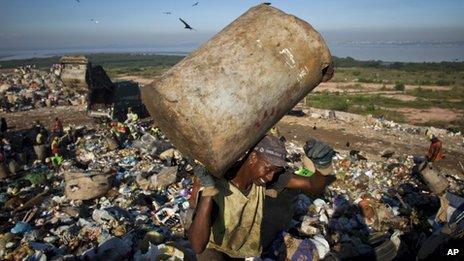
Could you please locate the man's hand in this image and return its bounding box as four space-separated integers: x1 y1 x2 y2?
303 138 335 168
193 165 218 197
287 139 335 196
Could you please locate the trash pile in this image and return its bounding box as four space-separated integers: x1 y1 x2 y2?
0 65 85 112
0 117 463 260
273 143 464 260
0 121 196 260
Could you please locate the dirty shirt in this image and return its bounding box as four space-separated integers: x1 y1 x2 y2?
427 139 444 162
207 178 265 258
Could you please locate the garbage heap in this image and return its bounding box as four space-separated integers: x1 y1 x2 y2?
0 121 463 260
0 122 195 260
279 142 464 260
0 65 85 112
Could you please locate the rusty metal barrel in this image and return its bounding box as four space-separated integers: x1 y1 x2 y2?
142 4 333 177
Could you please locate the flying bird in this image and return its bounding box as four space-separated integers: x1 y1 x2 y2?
179 18 194 30
163 12 172 15
192 2 199 6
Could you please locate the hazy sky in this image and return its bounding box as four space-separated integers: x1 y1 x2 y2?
1 0 463 50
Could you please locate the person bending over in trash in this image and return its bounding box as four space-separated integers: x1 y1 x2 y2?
188 135 334 260
426 131 444 162
52 117 64 137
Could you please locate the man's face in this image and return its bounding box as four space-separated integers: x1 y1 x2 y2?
250 152 283 186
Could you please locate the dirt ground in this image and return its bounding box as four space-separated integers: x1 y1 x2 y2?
391 107 463 124
2 105 93 132
116 75 155 86
276 113 464 176
315 81 452 93
380 94 418 101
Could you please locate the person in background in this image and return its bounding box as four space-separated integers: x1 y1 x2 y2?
0 117 8 134
426 131 444 162
52 117 64 137
51 136 60 156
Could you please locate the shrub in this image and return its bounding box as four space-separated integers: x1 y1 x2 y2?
435 79 455 86
395 82 405 91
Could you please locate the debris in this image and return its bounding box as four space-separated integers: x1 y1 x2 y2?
419 164 449 195
64 171 114 200
10 222 32 234
381 149 395 159
150 166 178 189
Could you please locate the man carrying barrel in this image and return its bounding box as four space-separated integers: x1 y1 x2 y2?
188 135 335 260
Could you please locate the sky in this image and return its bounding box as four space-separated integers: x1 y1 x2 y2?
0 0 463 50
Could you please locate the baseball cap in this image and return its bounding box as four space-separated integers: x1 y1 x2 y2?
302 155 333 176
253 135 287 167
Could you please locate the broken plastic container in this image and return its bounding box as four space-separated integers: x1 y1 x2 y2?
142 4 333 177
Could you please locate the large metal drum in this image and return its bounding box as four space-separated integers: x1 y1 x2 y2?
142 4 333 176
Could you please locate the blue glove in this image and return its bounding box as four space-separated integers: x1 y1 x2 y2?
193 165 218 197
303 138 335 167
193 165 215 187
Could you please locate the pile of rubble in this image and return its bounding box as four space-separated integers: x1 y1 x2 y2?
276 143 464 260
0 122 195 260
0 65 85 112
0 119 463 260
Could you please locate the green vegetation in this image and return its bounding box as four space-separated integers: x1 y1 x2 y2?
305 92 406 122
394 82 405 91
333 56 464 72
0 53 185 76
305 91 464 131
331 66 463 86
406 86 464 100
307 91 464 111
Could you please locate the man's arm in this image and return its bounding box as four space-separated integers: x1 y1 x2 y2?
286 171 333 196
187 166 218 254
188 181 214 254
285 138 335 196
